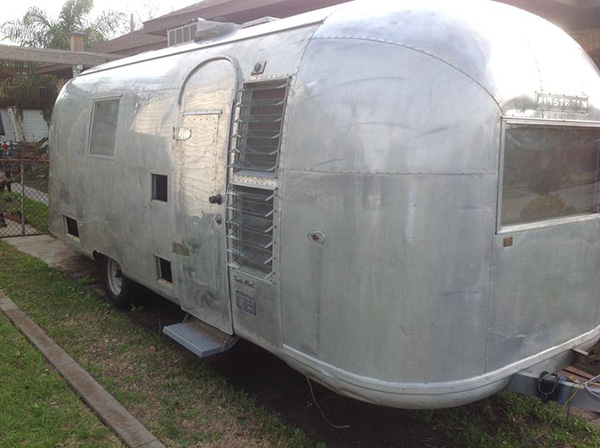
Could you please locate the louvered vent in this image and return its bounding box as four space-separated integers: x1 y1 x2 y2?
231 79 289 175
227 185 275 279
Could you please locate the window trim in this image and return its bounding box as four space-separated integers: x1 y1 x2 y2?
87 95 122 160
497 117 600 234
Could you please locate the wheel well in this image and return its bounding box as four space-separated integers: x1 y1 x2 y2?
92 251 106 263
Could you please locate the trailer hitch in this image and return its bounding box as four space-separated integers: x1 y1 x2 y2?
507 370 600 412
537 371 560 402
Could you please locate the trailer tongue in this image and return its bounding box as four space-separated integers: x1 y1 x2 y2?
508 350 600 412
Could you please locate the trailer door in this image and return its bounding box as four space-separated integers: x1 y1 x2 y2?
174 59 236 334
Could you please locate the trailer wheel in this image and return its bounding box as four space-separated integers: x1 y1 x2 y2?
102 257 139 308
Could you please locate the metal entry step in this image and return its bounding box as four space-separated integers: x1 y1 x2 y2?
163 317 238 358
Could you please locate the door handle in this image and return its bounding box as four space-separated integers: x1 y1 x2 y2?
208 194 222 205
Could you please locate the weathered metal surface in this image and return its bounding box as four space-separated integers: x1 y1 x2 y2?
174 59 235 333
163 319 238 358
49 0 600 409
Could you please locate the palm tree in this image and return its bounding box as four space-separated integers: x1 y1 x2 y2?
1 0 125 50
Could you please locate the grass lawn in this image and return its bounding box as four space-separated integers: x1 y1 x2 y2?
2 192 48 232
0 241 314 448
0 313 121 447
418 392 600 447
1 239 600 447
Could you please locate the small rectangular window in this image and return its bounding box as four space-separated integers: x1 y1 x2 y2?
65 216 79 238
176 28 183 45
152 174 168 202
501 122 600 227
168 29 176 46
156 256 172 283
89 98 120 158
183 25 190 42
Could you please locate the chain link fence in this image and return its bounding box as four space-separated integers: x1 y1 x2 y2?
0 159 49 238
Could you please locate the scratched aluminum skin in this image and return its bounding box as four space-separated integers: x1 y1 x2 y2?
49 0 600 409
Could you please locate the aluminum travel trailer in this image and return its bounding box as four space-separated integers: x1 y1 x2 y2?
49 0 600 409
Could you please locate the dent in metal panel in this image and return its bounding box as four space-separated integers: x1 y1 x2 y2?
487 219 600 371
280 172 497 383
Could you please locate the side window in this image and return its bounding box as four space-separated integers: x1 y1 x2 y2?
501 122 600 228
89 97 120 158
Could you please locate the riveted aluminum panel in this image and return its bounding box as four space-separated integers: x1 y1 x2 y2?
49 24 320 306
487 212 600 372
230 268 283 352
313 0 600 120
280 171 498 383
284 38 501 174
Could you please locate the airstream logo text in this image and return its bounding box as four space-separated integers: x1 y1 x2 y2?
535 93 589 113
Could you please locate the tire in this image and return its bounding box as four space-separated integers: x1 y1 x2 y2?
102 257 140 309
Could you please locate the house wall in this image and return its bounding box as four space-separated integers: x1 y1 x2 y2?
0 108 48 143
574 28 600 67
22 110 49 142
0 108 16 142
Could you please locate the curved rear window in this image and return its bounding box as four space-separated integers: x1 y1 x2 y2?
501 122 600 227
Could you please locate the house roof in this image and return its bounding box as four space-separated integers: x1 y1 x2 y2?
88 28 166 56
35 29 163 78
35 0 600 79
501 0 600 31
140 0 600 36
150 0 230 21
143 0 348 36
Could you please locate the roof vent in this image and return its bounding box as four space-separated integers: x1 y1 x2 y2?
242 17 280 28
194 20 237 42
